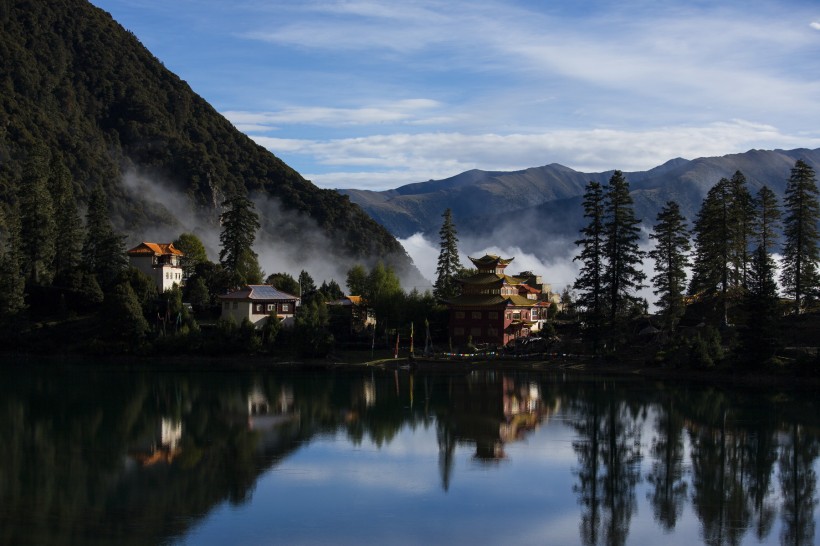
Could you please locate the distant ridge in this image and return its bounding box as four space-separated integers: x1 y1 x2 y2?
339 148 820 241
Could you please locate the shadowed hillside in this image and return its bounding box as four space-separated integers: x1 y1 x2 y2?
0 0 418 281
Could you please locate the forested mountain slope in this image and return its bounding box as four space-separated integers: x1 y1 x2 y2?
0 0 415 279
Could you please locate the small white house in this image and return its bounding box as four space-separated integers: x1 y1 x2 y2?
218 285 300 328
127 242 185 292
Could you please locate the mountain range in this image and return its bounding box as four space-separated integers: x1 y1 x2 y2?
340 148 820 255
0 0 419 285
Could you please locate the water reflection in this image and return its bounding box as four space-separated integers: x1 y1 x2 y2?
0 363 817 545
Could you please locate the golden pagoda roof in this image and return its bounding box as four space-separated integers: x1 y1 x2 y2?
468 254 514 268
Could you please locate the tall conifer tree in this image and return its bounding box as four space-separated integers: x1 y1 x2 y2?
728 171 755 288
602 171 645 321
753 186 781 254
82 184 126 288
780 159 820 313
50 159 83 287
433 208 463 300
0 204 26 317
219 193 262 285
574 181 606 332
649 201 690 329
19 147 56 285
740 245 781 364
690 178 734 324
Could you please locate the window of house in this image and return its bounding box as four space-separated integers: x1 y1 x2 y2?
455 311 465 319
470 327 482 337
454 327 464 336
232 302 238 309
488 311 498 320
487 327 498 337
282 304 290 312
512 311 521 320
472 311 482 319
255 304 263 314
267 304 275 312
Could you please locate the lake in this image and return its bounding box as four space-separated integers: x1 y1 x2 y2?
1 360 817 545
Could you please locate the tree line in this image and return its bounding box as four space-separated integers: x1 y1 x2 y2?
571 159 819 368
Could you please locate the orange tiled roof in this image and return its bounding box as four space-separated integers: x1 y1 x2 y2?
127 242 184 257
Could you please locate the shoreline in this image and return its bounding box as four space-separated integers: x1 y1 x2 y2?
4 351 819 391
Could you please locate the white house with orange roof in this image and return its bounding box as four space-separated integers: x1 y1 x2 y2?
127 242 185 292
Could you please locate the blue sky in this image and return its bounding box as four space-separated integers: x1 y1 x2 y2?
90 0 820 191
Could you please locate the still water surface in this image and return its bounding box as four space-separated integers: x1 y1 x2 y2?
1 361 818 545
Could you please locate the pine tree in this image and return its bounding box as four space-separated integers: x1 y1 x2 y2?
740 245 781 365
573 181 606 335
602 171 645 321
100 280 149 342
753 186 781 254
50 159 83 287
81 184 126 288
648 201 690 329
19 147 56 285
433 208 463 300
690 178 734 323
728 171 755 288
298 269 317 304
219 193 261 284
780 159 820 313
0 204 26 318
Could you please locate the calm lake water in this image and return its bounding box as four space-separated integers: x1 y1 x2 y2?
1 360 818 546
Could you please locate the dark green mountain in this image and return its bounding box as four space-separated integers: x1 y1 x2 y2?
0 0 417 281
340 148 820 242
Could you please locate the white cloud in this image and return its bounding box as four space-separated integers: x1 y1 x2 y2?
811 21 820 30
246 121 820 190
224 99 443 129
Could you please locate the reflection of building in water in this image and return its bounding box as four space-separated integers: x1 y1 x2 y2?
247 385 298 431
363 381 376 407
500 377 559 444
244 385 300 455
130 417 183 466
443 373 557 462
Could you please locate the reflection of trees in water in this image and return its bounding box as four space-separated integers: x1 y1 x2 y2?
570 381 643 546
0 368 306 545
684 388 803 546
779 423 818 546
3 365 820 545
646 392 687 531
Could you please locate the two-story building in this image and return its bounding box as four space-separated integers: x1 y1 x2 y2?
447 254 549 348
126 242 184 292
218 285 300 328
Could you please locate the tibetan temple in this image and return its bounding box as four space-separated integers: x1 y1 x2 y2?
447 254 549 348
